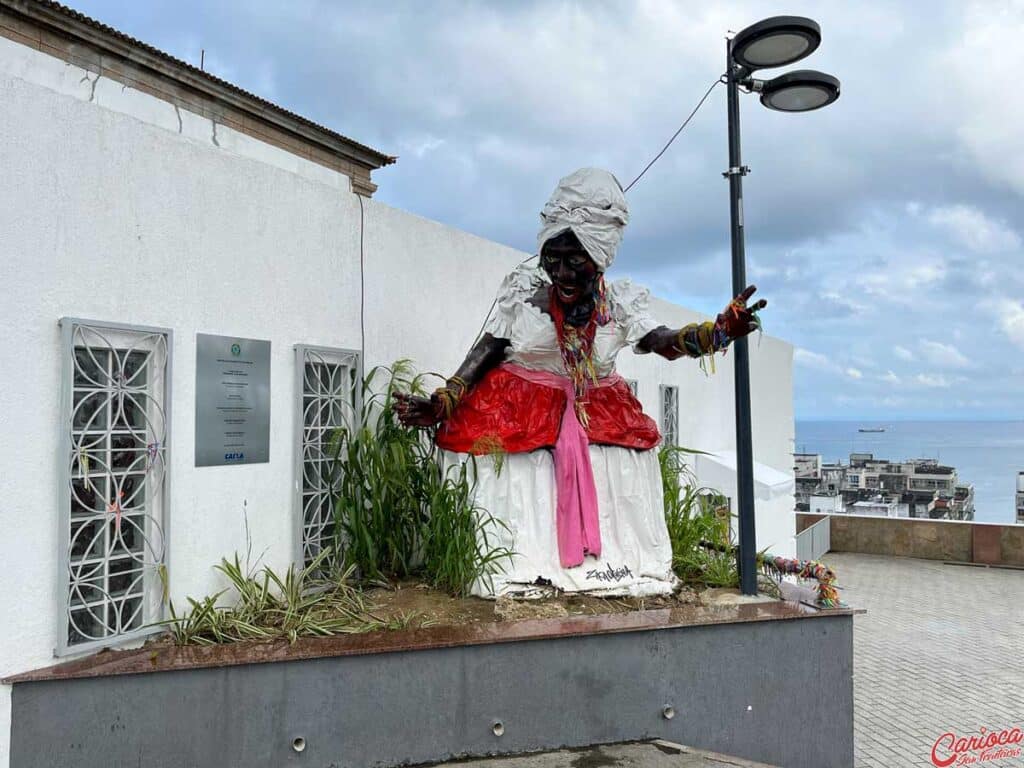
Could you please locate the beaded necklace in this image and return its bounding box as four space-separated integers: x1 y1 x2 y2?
549 276 611 428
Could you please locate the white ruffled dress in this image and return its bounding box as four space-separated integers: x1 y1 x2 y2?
452 267 677 598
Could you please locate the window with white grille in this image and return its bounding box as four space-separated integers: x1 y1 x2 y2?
660 384 679 447
60 319 170 654
295 346 360 569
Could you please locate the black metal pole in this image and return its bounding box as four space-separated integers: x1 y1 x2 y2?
726 39 758 595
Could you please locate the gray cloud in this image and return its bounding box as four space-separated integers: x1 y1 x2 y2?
69 0 1024 418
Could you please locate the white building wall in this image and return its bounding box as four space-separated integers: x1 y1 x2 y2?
0 34 794 766
850 501 899 518
810 495 844 515
794 454 821 480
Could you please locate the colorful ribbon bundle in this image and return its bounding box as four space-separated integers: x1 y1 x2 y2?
760 554 844 608
593 274 611 326
548 278 611 429
146 440 160 471
81 451 92 492
727 295 761 331
698 540 843 609
433 376 468 420
676 291 765 375
676 320 731 375
107 489 125 533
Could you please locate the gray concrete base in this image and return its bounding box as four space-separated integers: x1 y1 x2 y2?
11 615 853 768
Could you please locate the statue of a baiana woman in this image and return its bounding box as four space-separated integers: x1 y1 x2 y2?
397 168 765 598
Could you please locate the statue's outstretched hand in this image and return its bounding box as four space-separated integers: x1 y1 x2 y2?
717 285 767 340
394 391 445 428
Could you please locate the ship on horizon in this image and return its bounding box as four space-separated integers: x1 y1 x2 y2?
858 426 886 433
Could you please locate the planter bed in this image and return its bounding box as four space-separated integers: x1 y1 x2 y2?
5 594 856 768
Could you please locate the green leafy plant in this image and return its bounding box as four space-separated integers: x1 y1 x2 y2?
328 361 513 596
161 549 390 646
659 445 738 588
327 361 430 580
418 457 499 595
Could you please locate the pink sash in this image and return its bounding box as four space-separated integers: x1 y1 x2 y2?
502 363 623 567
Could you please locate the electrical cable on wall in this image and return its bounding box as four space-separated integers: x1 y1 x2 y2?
356 191 366 366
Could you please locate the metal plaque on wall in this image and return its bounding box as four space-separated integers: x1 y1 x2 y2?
195 334 271 466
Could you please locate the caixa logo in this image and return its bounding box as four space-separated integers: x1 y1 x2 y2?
224 452 245 461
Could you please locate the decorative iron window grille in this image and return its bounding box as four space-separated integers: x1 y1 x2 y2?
59 319 171 655
625 379 639 397
294 345 361 570
660 384 679 447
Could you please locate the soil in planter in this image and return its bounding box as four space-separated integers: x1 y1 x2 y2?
364 580 703 629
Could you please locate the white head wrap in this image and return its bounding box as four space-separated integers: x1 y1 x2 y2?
537 167 629 272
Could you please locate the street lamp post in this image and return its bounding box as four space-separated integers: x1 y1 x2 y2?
723 17 840 595
724 39 758 595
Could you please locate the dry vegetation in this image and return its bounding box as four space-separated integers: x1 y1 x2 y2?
365 579 704 629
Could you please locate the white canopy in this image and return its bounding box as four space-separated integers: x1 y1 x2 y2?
694 450 795 501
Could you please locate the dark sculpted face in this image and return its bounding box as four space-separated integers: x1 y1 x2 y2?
540 230 599 307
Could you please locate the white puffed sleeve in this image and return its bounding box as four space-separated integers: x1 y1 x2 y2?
483 264 547 340
608 278 662 352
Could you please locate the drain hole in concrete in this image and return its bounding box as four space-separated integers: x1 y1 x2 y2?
492 721 505 737
662 705 675 720
292 737 306 753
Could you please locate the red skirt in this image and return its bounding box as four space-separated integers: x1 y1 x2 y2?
436 366 661 454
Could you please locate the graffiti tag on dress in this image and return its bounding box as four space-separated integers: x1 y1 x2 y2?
585 564 634 583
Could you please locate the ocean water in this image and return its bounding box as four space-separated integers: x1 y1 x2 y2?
794 421 1024 524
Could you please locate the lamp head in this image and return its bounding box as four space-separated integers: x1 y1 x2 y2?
759 70 840 112
731 16 821 70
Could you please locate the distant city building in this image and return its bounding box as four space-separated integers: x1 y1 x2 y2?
1017 472 1024 524
809 493 843 515
794 452 974 520
794 453 822 509
822 464 845 493
851 499 900 517
794 453 821 479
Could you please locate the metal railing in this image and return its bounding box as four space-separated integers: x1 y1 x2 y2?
795 515 831 561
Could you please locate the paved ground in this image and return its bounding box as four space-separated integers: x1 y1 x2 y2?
431 741 776 767
823 552 1024 768
432 554 1022 768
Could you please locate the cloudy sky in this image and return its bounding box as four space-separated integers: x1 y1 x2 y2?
71 0 1024 420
